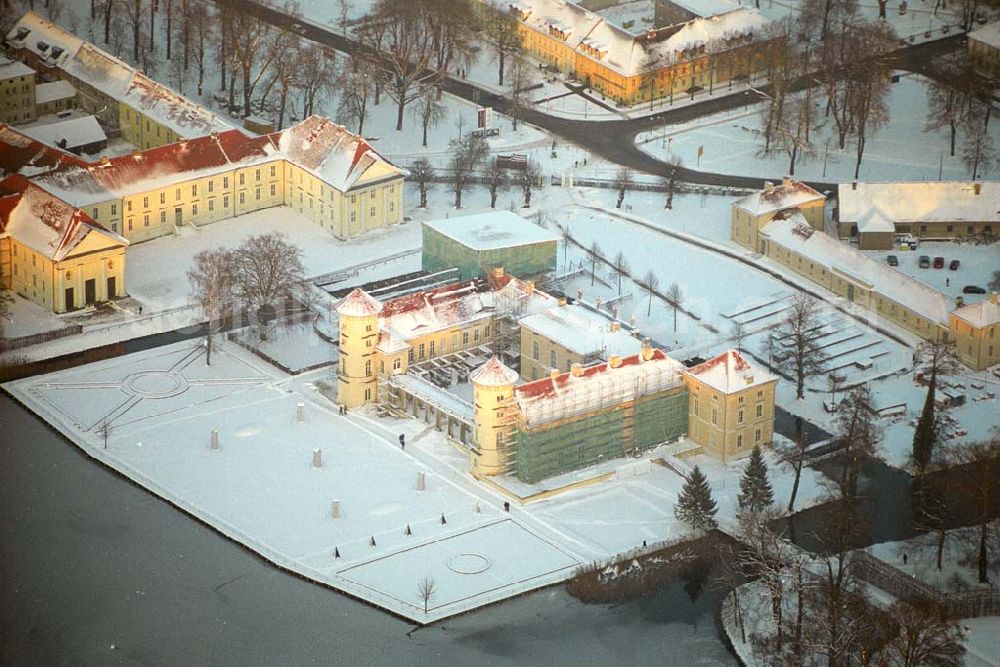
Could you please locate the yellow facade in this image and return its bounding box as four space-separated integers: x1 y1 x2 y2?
684 372 776 463
470 358 518 477
0 66 35 124
951 295 1000 371
119 102 184 151
336 307 380 408
5 230 126 313
519 324 592 381
731 182 826 252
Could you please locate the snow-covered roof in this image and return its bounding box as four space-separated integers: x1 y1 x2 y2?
34 79 75 104
857 209 896 234
28 128 279 207
733 178 826 216
18 115 106 151
0 124 88 177
121 73 232 139
761 214 952 326
0 57 34 80
490 0 768 77
4 12 82 68
667 0 742 19
423 211 559 251
838 181 1000 225
63 42 133 100
684 349 774 394
277 115 406 191
0 183 127 261
952 293 1000 329
470 357 519 386
519 304 642 358
514 348 686 427
968 21 1000 50
336 288 384 317
378 273 557 343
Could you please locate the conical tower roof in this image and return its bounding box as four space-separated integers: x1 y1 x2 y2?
470 356 518 387
335 288 383 317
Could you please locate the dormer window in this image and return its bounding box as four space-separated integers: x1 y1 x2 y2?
37 40 50 52
50 46 64 59
15 27 30 41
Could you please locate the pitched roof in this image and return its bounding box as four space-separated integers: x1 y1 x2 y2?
733 179 826 216
952 293 1000 329
684 349 774 393
968 21 1000 50
18 115 106 151
760 213 952 326
837 181 1000 225
121 72 232 138
0 57 34 79
34 79 75 104
0 124 88 177
519 304 642 358
0 183 127 261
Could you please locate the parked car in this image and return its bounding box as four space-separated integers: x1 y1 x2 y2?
918 255 931 268
887 255 899 266
963 285 987 294
933 256 945 269
949 259 960 271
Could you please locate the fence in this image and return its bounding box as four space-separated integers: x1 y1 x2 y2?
851 550 1000 619
1 324 83 352
551 174 754 198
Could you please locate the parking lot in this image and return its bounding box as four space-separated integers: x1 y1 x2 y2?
862 241 999 301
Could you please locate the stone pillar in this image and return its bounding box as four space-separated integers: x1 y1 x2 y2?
330 500 341 518
312 448 322 468
210 429 219 450
416 471 426 491
297 402 305 423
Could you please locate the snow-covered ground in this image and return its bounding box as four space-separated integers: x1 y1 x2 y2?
868 525 1000 593
5 337 831 622
638 73 1000 183
858 241 1000 301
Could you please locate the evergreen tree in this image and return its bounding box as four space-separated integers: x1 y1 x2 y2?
911 382 936 473
738 445 774 513
674 465 718 531
910 340 958 475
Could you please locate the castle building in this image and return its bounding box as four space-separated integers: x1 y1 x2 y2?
337 276 776 482
0 57 35 124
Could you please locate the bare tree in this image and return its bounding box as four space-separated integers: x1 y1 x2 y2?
925 81 973 158
188 247 238 366
613 168 631 209
881 600 965 666
98 419 112 450
416 576 436 614
230 7 294 118
641 270 660 317
483 8 522 86
517 159 540 208
989 269 1000 292
233 233 305 338
777 88 818 176
124 0 144 63
188 2 212 98
410 158 434 208
771 293 828 399
666 282 682 332
731 320 746 353
99 0 114 46
845 22 895 179
586 241 603 286
504 51 536 132
485 156 508 209
612 251 629 295
776 430 808 512
413 85 446 148
962 103 997 180
336 55 374 135
448 133 488 208
296 45 337 119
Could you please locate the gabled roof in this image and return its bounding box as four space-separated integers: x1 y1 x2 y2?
336 288 384 317
0 57 34 79
0 124 89 177
34 79 76 104
18 115 106 151
684 349 774 393
0 183 127 261
121 72 232 138
733 179 826 216
519 303 642 358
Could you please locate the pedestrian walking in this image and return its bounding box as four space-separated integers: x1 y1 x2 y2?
139 306 143 314
399 433 406 449
503 501 510 512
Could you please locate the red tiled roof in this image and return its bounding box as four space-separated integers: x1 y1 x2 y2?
515 349 667 400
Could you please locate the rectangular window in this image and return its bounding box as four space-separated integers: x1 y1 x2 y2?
160 192 165 205
239 173 245 185
255 168 261 181
192 184 198 197
736 434 743 449
270 183 276 196
756 404 763 418
755 429 762 443
192 203 198 215
474 329 480 342
175 189 180 201
239 192 245 204
92 208 98 219
223 176 229 188
208 199 214 211
143 196 148 208
160 211 166 223
711 407 718 425
370 206 375 218
143 213 149 227
256 188 261 201
270 165 276 177
418 343 425 360
111 204 117 215
738 409 744 424
463 331 470 345
550 350 557 368
208 181 214 193
223 195 230 208
429 341 435 357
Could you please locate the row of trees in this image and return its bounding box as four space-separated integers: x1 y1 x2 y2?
407 144 542 210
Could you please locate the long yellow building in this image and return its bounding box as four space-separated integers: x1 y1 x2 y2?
494 0 774 105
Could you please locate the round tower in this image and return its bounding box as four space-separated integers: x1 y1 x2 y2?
470 357 519 477
335 288 383 408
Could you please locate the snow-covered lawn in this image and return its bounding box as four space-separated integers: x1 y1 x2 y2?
868 526 1000 593
638 73 1000 183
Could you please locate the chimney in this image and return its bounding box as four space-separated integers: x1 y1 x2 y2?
955 296 965 308
608 354 622 368
609 321 620 332
549 368 561 380
570 363 583 377
851 180 857 191
211 130 219 140
974 183 982 195
990 292 999 305
782 176 792 187
763 181 774 194
640 338 653 361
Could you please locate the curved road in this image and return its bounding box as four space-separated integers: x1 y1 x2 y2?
240 0 966 192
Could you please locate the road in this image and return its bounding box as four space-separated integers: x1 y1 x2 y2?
240 0 967 191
